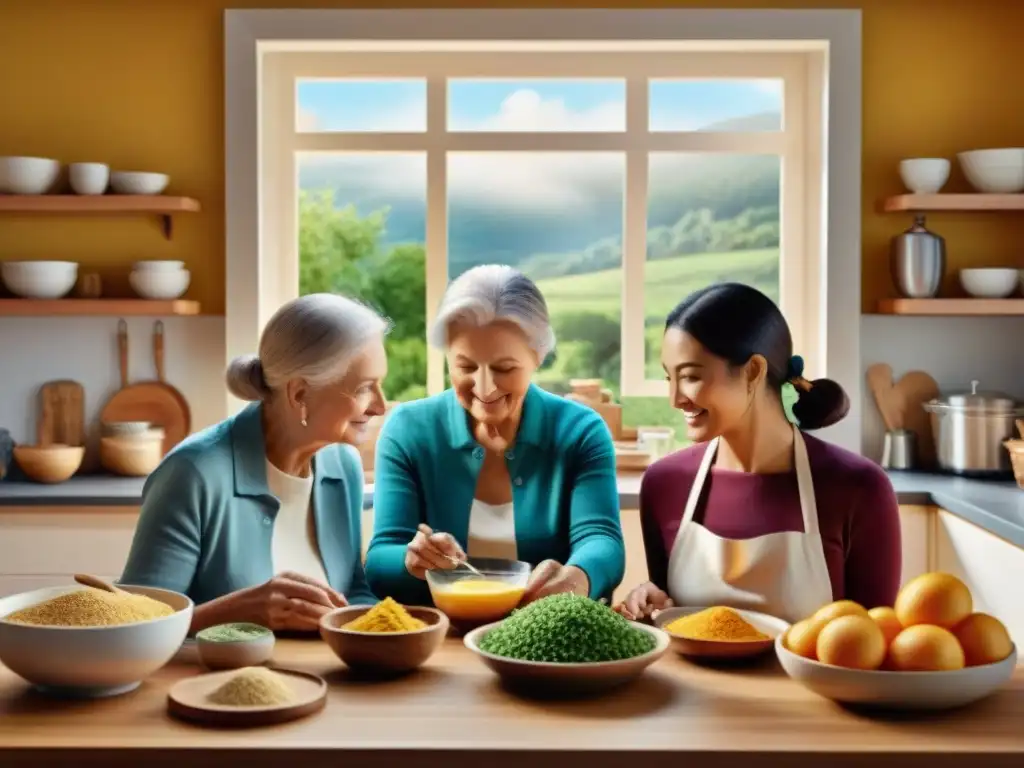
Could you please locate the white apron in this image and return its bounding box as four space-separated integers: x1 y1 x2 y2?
665 426 833 624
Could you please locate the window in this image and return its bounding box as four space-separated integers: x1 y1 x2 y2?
261 49 822 444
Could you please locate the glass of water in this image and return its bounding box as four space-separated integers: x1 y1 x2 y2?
637 427 675 462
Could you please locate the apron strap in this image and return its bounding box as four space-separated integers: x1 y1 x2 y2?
679 437 719 527
791 426 820 536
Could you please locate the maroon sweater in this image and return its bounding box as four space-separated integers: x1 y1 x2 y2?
639 433 902 610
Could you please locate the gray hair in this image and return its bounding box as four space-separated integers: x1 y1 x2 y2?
226 293 389 402
429 264 555 361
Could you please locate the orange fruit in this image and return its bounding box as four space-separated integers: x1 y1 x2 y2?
887 625 965 671
894 572 972 629
868 606 903 646
816 615 887 670
812 600 868 624
953 613 1013 667
785 617 829 660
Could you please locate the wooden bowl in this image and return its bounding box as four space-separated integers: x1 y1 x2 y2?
13 444 84 483
319 605 448 674
653 606 790 660
100 436 162 477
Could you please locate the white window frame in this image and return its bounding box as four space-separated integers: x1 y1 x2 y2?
226 9 863 451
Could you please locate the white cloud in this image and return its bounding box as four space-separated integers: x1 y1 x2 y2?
455 88 625 132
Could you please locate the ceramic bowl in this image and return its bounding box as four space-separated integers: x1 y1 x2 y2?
899 158 950 194
0 156 61 194
1 261 78 299
196 623 275 670
960 268 1019 298
776 634 1017 710
654 606 790 660
0 584 193 698
133 260 185 272
12 444 85 483
958 148 1024 194
129 267 190 300
110 171 169 195
101 421 152 437
100 435 162 477
319 604 448 674
464 620 669 697
68 163 109 195
425 558 531 631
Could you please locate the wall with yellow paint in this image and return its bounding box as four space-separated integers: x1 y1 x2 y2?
0 0 1022 316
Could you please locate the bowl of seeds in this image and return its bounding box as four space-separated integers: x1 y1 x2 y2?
196 622 275 670
464 593 670 696
0 583 193 698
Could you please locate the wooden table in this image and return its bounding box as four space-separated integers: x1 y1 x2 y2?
1 638 1022 768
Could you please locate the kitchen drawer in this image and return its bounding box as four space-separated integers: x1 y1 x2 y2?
0 509 138 577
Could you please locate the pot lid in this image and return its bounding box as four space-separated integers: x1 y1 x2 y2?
933 380 1019 412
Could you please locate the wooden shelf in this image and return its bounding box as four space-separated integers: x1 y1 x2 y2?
0 299 201 316
0 195 201 239
875 298 1024 316
882 194 1024 212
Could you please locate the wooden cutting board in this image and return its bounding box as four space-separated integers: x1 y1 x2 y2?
37 380 85 447
893 370 940 469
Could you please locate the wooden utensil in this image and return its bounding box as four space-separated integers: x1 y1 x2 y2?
37 380 85 447
100 320 191 457
74 573 126 595
893 370 940 468
865 363 900 431
167 668 327 727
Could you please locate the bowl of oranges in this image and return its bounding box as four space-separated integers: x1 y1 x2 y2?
776 572 1016 710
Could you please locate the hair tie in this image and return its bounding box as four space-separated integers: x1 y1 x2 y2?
787 354 812 392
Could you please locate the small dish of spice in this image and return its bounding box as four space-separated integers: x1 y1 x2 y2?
196 623 275 670
319 598 449 675
654 606 790 661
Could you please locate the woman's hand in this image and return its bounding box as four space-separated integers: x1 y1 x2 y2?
404 523 467 580
244 571 348 632
614 581 674 622
519 560 590 606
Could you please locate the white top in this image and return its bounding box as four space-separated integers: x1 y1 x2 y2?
265 459 329 583
466 498 518 561
665 425 833 624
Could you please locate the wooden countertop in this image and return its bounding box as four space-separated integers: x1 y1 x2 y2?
1 638 1022 768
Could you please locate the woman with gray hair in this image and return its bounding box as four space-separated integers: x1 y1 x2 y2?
366 265 624 608
121 293 388 633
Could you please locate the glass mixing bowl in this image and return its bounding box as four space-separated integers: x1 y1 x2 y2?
425 558 532 631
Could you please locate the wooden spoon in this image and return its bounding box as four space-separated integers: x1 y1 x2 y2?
865 363 900 431
74 573 127 595
1017 420 1024 440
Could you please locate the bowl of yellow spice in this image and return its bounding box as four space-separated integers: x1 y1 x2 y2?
0 583 192 697
654 606 790 660
319 597 449 674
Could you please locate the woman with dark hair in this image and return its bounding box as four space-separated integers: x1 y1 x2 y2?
616 283 901 624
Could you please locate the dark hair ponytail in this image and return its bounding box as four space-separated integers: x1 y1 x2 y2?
664 283 849 430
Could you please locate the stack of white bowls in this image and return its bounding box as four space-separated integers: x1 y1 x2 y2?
129 260 190 300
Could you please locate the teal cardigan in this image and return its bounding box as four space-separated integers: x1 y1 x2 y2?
365 384 625 606
120 403 376 606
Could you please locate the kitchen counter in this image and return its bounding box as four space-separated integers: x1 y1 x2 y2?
2 471 1021 548
0 638 1020 767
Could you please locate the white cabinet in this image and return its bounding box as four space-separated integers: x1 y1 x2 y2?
897 505 933 587
935 510 1024 649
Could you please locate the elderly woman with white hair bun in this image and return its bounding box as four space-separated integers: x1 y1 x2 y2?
366 265 625 608
120 293 389 633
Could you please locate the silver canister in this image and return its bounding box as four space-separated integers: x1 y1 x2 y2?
890 214 946 298
881 429 917 471
923 380 1024 477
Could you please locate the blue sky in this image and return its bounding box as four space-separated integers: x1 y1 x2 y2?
295 78 782 132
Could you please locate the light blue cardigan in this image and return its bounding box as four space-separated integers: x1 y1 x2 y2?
365 384 625 606
120 403 376 606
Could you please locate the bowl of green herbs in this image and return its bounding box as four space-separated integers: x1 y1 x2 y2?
463 593 669 696
195 623 274 670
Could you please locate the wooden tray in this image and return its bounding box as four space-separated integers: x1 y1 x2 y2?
166 667 326 727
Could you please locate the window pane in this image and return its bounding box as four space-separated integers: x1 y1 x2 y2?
642 152 781 381
649 79 782 132
297 152 427 401
295 79 427 132
448 79 626 132
448 152 624 397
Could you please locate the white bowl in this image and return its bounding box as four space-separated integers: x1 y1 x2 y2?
0 157 61 195
1 261 78 299
464 620 669 696
959 268 1019 298
958 149 1024 194
129 268 190 299
68 162 110 195
776 634 1017 711
133 260 184 272
110 171 169 195
899 158 950 194
0 584 193 698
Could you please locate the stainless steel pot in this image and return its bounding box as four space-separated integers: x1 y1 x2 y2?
890 215 945 298
923 380 1024 477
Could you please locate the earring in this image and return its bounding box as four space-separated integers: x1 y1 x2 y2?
300 406 308 428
